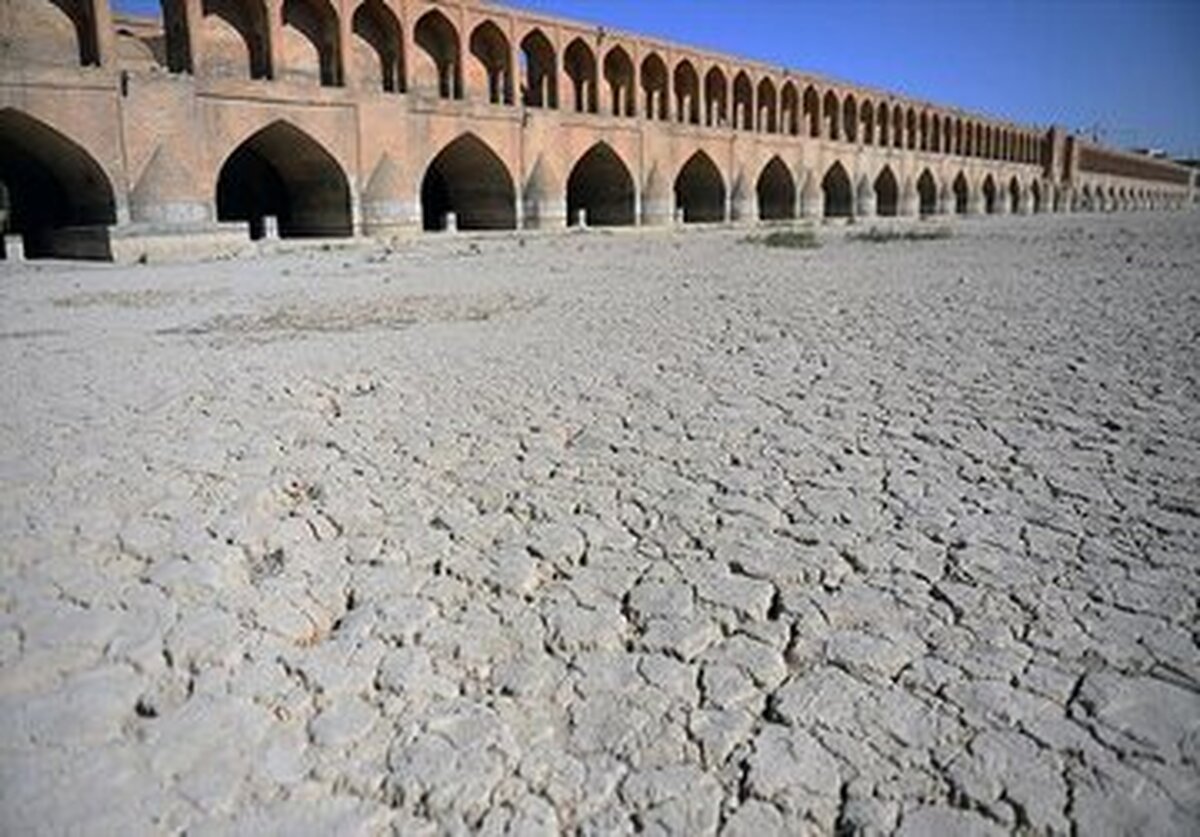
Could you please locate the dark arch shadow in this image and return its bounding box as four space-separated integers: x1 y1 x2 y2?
675 151 725 223
874 166 898 217
216 121 352 239
917 169 937 216
757 156 796 221
822 161 852 218
567 143 635 227
0 108 116 259
421 134 516 231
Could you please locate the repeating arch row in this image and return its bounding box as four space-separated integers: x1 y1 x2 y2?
0 108 1188 260
40 0 1046 165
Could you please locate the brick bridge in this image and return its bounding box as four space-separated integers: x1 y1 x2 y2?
0 0 1195 260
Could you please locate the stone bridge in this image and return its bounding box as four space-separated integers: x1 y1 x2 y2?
0 0 1195 260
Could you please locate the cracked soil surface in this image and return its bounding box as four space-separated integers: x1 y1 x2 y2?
1 213 1198 835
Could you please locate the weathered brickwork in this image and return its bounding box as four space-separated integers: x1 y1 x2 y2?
0 0 1194 260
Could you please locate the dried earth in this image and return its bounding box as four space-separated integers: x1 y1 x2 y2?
1 213 1198 835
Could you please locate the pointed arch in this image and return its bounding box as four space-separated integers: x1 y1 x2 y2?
421 133 515 231
520 29 556 108
733 71 754 131
781 82 800 136
603 46 635 117
564 38 597 114
823 90 841 140
822 161 852 217
674 60 701 125
567 142 635 227
470 20 512 105
1008 176 1021 213
918 111 928 151
1030 180 1042 213
280 0 341 86
860 100 874 145
843 95 858 143
917 169 937 216
757 77 778 133
873 166 898 217
216 120 351 239
981 174 997 214
201 0 271 79
878 105 890 147
953 172 969 214
352 0 403 93
757 156 796 221
414 9 461 98
705 67 729 127
675 151 725 223
0 108 116 259
892 105 904 148
641 53 668 121
803 85 820 138
905 108 917 149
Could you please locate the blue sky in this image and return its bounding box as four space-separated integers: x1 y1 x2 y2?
115 0 1200 157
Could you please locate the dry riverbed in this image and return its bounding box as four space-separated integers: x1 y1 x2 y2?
1 213 1198 835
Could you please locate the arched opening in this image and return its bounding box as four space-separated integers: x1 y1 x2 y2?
918 112 929 151
905 108 917 150
216 121 351 240
674 60 700 125
930 115 941 153
2 0 102 67
0 109 116 259
953 172 969 214
675 151 725 223
843 95 857 143
520 29 556 109
705 68 728 128
757 157 796 221
280 0 341 86
860 100 874 145
803 85 820 138
352 0 403 93
469 21 512 105
603 46 635 117
981 175 997 214
1009 177 1021 213
822 162 852 218
201 0 271 79
641 53 668 121
161 0 193 73
414 10 461 98
873 166 898 217
733 72 753 131
917 169 937 216
757 78 777 133
781 83 800 136
892 106 903 148
823 90 840 140
1030 180 1042 213
878 105 890 147
420 134 516 231
567 143 635 227
564 39 597 114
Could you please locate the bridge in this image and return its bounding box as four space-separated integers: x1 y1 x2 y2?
0 0 1195 260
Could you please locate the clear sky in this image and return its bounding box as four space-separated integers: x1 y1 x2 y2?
114 0 1200 157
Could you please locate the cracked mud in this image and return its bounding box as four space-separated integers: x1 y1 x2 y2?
1 214 1198 835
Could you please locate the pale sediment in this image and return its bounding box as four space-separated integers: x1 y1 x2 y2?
0 213 1197 834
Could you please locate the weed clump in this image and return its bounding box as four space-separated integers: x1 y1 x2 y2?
744 228 821 249
848 225 953 243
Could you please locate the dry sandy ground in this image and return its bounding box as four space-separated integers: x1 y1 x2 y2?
1 213 1198 836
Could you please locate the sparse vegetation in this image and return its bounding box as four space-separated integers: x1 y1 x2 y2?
848 225 954 243
744 228 821 249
